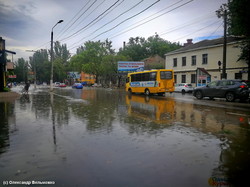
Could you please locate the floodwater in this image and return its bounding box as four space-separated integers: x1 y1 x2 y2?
1 87 250 187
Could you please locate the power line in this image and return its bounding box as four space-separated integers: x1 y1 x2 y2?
114 0 185 36
71 0 125 40
207 21 223 38
63 0 107 39
56 0 93 40
109 0 194 39
172 20 222 42
91 0 160 40
60 0 121 42
69 0 192 51
159 12 214 36
68 0 145 50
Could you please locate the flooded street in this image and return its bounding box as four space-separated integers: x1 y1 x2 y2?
1 87 250 186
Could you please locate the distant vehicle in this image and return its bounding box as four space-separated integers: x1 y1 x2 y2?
54 82 60 87
72 83 83 89
175 83 193 93
59 83 67 87
81 82 87 86
92 83 101 87
193 79 249 102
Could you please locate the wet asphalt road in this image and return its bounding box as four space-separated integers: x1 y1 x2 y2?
0 86 250 187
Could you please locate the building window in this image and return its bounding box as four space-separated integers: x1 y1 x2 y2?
235 73 242 79
191 74 196 83
174 75 177 83
181 75 186 83
173 58 177 67
182 57 186 66
202 54 208 64
191 55 196 66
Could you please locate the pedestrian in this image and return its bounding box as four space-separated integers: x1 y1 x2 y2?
24 81 30 94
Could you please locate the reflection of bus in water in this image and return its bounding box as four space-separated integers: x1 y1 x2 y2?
126 69 175 96
126 94 175 124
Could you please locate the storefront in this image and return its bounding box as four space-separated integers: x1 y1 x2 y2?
196 68 211 87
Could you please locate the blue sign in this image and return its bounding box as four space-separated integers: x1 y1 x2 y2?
118 61 144 72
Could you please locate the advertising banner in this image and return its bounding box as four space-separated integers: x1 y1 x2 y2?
67 72 81 79
118 61 144 72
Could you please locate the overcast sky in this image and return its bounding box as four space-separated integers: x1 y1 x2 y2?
0 0 227 61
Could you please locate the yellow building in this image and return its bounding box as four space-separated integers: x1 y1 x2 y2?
165 37 248 87
80 72 95 85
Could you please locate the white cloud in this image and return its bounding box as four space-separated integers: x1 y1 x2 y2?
0 0 228 61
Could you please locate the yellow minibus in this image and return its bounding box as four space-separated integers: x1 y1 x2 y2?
126 69 175 96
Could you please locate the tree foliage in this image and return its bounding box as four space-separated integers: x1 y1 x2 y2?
71 40 124 83
29 49 50 83
21 41 71 83
14 58 29 82
14 35 180 84
228 0 250 79
118 35 180 60
53 41 71 82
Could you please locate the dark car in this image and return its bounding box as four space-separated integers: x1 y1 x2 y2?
193 80 249 102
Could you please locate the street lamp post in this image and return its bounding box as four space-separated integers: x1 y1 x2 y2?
26 50 37 89
50 20 63 91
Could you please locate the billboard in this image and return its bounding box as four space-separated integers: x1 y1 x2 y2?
118 61 144 72
67 72 81 79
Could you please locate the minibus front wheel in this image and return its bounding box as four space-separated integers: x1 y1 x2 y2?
144 89 150 96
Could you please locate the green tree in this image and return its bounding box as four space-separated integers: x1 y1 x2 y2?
145 34 180 58
29 49 50 83
118 35 180 60
119 36 147 61
101 54 128 87
71 40 114 83
53 41 71 82
228 0 250 79
14 58 29 82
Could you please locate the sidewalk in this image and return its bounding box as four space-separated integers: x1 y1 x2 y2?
0 91 20 102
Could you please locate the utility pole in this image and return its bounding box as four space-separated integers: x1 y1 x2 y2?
216 4 228 80
50 20 63 92
222 8 227 79
0 37 6 92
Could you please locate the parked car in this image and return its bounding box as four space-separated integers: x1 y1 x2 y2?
92 83 101 87
59 83 67 87
193 79 249 102
72 83 83 89
242 80 250 90
54 82 60 87
81 81 88 86
175 83 193 93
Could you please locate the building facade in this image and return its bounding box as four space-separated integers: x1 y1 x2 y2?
165 37 248 87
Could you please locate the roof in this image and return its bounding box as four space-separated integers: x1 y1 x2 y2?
165 36 244 56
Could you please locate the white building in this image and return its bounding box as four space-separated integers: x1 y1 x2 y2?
165 37 248 87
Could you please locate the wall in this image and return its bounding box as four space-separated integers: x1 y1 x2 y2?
165 42 248 85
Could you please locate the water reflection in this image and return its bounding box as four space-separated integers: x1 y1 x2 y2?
0 88 250 186
0 102 12 154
